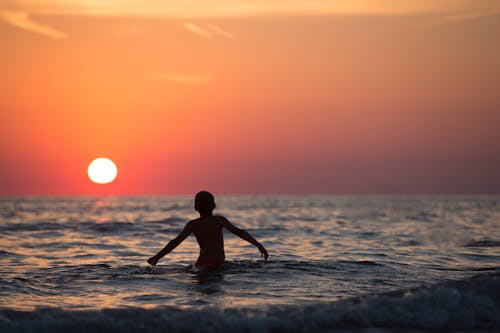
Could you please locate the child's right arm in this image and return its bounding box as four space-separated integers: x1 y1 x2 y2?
219 217 268 260
147 222 193 265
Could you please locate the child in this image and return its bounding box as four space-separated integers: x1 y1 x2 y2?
147 191 268 268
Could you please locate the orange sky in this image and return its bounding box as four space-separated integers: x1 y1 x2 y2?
1 1 499 195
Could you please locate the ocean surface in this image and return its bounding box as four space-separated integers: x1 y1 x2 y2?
0 195 499 332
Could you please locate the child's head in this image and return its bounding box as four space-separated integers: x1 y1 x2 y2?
195 191 216 214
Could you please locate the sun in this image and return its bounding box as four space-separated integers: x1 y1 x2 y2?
87 158 118 184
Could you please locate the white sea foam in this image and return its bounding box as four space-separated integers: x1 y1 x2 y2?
0 272 498 332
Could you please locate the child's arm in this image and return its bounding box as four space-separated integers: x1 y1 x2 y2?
147 222 193 266
219 217 268 260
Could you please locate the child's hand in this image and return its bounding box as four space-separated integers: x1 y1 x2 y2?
258 245 268 261
147 256 159 266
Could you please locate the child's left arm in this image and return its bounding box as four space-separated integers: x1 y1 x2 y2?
219 217 268 260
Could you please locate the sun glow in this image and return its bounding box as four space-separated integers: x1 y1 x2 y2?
87 158 118 184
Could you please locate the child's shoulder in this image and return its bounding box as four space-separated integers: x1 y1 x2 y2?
188 217 202 224
188 215 227 223
213 215 229 221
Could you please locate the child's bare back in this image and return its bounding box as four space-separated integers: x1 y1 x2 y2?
189 216 226 264
147 191 268 268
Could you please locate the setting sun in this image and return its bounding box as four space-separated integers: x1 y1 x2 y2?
87 158 118 184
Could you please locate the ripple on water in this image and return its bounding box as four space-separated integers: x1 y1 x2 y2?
464 239 500 248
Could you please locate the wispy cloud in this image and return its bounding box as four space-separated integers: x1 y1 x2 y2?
0 10 66 39
441 10 499 22
181 22 213 38
420 8 499 26
157 73 212 84
207 24 233 38
181 22 233 38
2 1 498 18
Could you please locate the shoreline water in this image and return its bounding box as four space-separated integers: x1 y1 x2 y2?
1 270 499 332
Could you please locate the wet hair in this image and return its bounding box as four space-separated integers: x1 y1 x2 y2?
194 191 216 213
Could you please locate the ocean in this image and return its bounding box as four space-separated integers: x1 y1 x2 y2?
0 195 499 332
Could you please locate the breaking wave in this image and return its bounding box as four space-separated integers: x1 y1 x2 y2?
1 271 499 333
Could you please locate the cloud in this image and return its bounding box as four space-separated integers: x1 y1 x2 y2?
0 10 66 39
181 21 233 38
441 10 499 22
207 24 233 38
420 8 499 26
157 73 212 84
181 22 213 38
2 1 498 18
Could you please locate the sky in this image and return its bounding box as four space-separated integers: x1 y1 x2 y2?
1 1 499 195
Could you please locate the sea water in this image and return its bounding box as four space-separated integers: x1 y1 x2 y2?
0 195 499 332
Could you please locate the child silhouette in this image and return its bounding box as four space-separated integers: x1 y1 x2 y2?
147 191 268 268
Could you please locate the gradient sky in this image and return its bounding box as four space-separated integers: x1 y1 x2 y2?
1 1 499 195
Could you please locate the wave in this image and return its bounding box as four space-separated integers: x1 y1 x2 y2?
0 250 20 257
0 217 189 235
0 221 149 235
0 222 67 232
1 271 498 333
465 239 500 247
